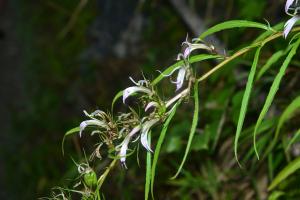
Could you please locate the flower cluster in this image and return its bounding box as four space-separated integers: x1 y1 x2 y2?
284 0 300 38
77 37 213 168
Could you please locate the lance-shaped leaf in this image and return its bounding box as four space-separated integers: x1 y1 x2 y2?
171 81 199 179
255 38 300 160
151 102 180 198
234 46 262 163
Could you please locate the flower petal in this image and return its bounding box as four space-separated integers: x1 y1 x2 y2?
284 16 300 38
176 67 186 91
123 86 152 104
285 0 296 14
79 120 107 137
140 119 159 152
145 101 159 112
119 126 141 165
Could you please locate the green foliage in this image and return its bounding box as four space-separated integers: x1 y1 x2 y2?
268 157 300 190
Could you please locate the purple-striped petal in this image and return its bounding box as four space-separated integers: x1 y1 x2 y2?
286 0 296 13
284 16 300 38
123 86 152 104
175 67 186 91
140 119 159 152
79 120 107 137
119 126 141 165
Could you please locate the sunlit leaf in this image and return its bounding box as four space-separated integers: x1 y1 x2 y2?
199 20 269 39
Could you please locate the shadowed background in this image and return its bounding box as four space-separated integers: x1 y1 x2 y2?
0 0 296 199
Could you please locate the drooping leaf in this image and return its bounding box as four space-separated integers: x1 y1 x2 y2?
62 127 80 155
171 81 199 179
111 90 124 112
268 191 285 200
286 129 300 152
254 38 300 159
276 95 300 141
268 157 300 190
256 50 285 81
145 134 151 200
151 101 180 198
199 20 269 40
234 46 262 164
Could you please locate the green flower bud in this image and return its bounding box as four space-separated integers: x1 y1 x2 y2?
83 169 97 188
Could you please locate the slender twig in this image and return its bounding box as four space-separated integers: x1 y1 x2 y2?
59 0 88 39
197 27 300 82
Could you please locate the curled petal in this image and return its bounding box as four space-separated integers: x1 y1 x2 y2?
123 86 152 104
79 120 107 137
129 76 148 86
175 67 186 91
285 0 297 14
156 65 182 77
284 16 300 38
119 126 141 164
183 47 191 59
145 101 159 112
182 41 212 59
140 119 159 152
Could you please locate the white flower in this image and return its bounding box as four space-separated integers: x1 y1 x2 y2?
284 15 300 38
123 86 152 104
119 126 141 165
145 101 159 112
157 64 187 91
182 36 213 59
79 119 108 137
140 119 159 152
286 0 299 15
173 67 187 91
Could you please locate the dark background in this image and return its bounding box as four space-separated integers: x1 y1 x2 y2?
0 0 294 199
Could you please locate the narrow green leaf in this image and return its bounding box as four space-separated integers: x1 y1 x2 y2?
151 54 220 86
254 38 300 160
171 81 199 179
150 101 180 199
145 134 151 200
277 96 300 140
256 50 285 81
199 20 269 40
234 46 262 164
268 157 300 190
268 191 284 200
62 127 80 155
286 129 300 151
111 90 124 112
286 129 300 152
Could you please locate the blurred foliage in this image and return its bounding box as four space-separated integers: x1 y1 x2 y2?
4 0 300 199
